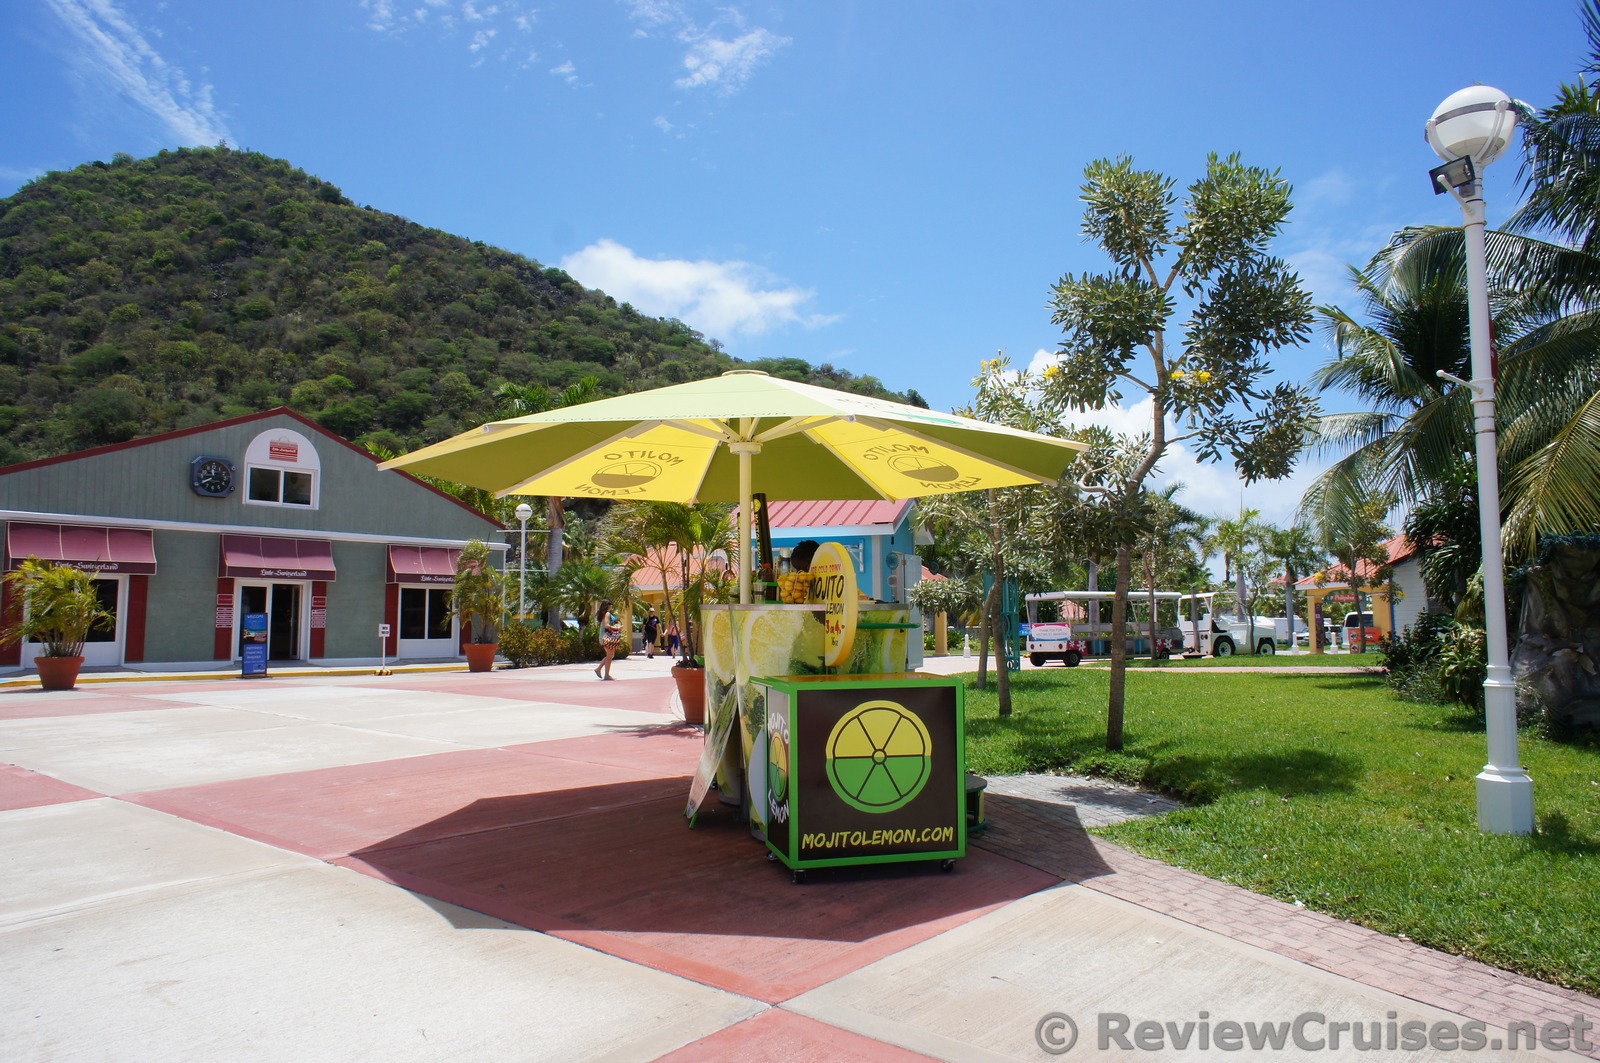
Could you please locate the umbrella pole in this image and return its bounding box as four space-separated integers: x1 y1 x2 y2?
731 441 761 605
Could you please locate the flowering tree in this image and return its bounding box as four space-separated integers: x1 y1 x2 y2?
1041 154 1318 749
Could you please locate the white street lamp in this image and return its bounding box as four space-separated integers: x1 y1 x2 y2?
1426 84 1535 834
514 502 533 624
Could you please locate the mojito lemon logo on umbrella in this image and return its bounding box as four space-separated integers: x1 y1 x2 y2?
825 700 932 814
887 453 960 483
591 458 662 490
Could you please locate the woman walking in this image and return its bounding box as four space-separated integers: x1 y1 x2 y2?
596 600 621 680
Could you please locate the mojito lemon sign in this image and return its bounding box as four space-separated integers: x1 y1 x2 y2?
825 700 931 813
806 541 858 668
774 679 964 868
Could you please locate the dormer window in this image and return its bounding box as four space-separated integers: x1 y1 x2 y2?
242 429 320 509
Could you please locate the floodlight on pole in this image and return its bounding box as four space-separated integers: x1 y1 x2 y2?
515 502 533 624
1426 84 1535 835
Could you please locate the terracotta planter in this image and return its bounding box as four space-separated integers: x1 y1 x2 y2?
35 655 84 691
463 643 499 672
672 663 707 725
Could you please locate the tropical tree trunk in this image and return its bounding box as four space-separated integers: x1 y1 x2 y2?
544 496 566 628
1107 543 1132 751
993 549 1011 717
976 579 996 691
1145 552 1160 666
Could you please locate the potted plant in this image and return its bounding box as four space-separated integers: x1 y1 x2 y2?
1 557 114 691
449 539 509 672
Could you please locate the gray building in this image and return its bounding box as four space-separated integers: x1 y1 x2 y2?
1 408 502 674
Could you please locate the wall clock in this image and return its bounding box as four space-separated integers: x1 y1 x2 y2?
190 455 236 497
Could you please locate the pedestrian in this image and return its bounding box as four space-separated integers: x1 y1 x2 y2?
642 609 660 659
596 600 621 680
666 620 681 659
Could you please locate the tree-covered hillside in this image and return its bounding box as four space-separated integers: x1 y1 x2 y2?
0 146 918 465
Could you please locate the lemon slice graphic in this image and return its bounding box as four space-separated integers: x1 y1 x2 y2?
825 700 932 814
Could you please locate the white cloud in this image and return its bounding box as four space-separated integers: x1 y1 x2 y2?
560 238 839 341
549 59 577 83
46 0 231 146
361 0 533 61
620 2 788 94
653 115 674 134
674 28 789 92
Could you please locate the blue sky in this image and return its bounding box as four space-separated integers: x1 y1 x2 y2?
0 0 1582 527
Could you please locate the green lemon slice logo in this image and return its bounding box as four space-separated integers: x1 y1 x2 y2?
768 730 790 805
825 700 932 814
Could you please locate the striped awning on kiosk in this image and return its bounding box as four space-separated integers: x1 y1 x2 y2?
387 545 459 585
219 535 336 581
5 521 157 574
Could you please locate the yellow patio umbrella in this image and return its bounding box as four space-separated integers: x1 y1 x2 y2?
379 370 1087 602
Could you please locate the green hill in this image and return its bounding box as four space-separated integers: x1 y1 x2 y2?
0 146 919 465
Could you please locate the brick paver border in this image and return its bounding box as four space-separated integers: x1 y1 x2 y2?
973 788 1600 1059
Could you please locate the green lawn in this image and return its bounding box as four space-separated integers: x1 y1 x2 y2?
1068 650 1384 669
963 668 1600 994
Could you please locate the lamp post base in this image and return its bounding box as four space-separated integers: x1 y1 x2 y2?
1476 768 1535 835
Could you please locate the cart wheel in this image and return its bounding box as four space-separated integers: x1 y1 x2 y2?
766 851 777 862
792 870 808 884
941 859 956 873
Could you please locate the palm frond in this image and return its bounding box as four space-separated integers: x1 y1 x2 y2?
1503 389 1600 559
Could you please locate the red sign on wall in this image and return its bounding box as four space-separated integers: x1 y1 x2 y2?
215 594 234 628
268 440 299 462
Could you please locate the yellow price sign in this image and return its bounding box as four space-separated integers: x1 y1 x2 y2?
807 541 858 668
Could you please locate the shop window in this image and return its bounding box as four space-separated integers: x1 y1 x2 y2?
400 587 453 640
247 467 316 506
242 428 320 509
84 579 118 643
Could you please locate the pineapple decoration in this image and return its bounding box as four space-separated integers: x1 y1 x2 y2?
776 569 815 603
776 539 821 604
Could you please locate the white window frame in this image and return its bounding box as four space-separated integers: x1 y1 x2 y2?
242 428 321 511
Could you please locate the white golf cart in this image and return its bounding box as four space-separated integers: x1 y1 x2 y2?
1176 592 1279 657
1024 589 1186 667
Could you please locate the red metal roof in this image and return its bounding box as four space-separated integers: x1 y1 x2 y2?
1294 535 1419 589
762 499 912 530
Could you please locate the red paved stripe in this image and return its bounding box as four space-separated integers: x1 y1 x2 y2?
656 1008 941 1062
341 795 1057 1003
0 692 200 720
0 764 103 809
127 740 693 861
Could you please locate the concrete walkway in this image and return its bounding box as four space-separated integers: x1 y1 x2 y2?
2 657 1594 1061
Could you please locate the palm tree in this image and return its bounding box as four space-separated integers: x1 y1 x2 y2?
599 501 736 663
1206 507 1262 625
1303 15 1600 563
494 378 602 627
1262 522 1326 652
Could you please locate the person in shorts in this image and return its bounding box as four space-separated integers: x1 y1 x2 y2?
643 609 660 659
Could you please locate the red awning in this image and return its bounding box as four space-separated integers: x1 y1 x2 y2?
219 535 336 581
387 545 460 585
6 522 157 574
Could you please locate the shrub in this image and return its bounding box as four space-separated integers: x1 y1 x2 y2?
497 621 539 668
1381 614 1486 711
520 625 566 666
